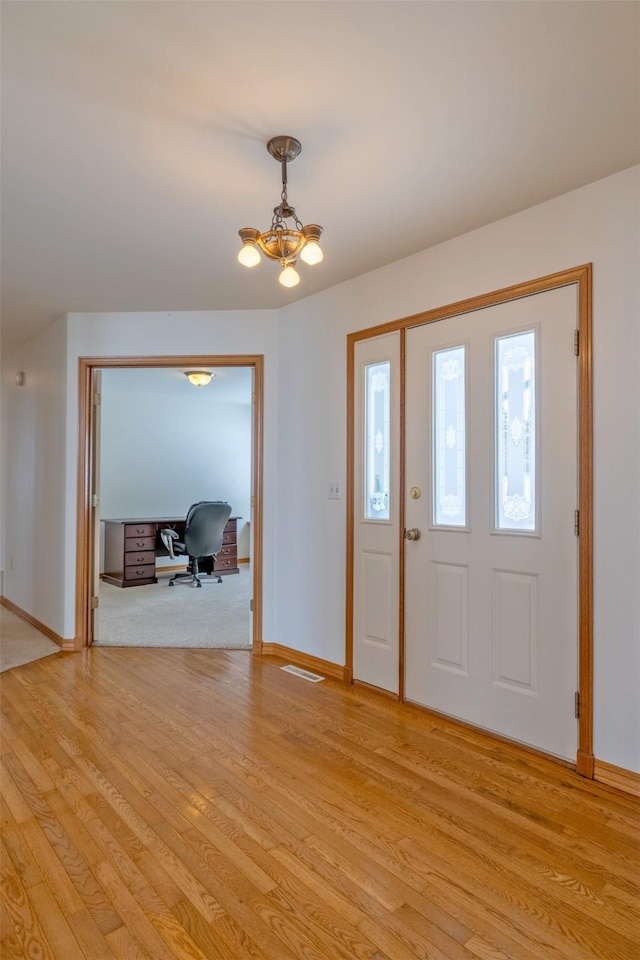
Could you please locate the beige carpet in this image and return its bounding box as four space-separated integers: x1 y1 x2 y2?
0 606 61 672
96 564 252 648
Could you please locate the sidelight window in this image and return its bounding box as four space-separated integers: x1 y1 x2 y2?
364 361 391 520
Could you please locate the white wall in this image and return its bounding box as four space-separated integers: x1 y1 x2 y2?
1 314 68 632
98 367 252 560
276 165 639 772
1 167 638 772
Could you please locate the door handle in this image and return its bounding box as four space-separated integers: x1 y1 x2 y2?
404 527 421 541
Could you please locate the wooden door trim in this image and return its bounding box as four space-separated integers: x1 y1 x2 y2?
575 268 594 776
398 327 407 701
346 264 593 775
345 339 355 683
75 355 264 653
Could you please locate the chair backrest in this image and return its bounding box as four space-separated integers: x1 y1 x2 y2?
183 501 232 558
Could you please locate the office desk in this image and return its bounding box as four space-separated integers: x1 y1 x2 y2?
101 515 240 587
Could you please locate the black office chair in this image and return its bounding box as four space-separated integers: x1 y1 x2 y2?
160 501 232 587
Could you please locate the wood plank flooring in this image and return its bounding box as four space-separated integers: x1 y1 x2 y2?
1 646 639 959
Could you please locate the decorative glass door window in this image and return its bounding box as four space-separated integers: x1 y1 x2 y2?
495 329 537 532
364 361 390 520
432 345 467 527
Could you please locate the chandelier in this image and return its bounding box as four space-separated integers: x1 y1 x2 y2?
237 136 323 288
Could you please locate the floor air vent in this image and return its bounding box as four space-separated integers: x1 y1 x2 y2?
280 664 325 683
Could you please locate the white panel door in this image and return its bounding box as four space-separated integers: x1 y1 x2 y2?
404 286 578 759
353 332 401 693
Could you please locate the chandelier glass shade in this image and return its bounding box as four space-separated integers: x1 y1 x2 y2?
237 136 323 288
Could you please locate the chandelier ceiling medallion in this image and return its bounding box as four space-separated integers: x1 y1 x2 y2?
237 136 323 289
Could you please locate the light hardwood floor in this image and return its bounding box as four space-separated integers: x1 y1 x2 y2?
1 647 639 959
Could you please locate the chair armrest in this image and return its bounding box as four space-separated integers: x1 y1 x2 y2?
160 527 179 560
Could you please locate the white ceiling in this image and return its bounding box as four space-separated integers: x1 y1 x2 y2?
1 1 638 357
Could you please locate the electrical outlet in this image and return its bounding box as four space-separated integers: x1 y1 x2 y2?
328 481 341 499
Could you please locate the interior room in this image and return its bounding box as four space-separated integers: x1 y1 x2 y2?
96 366 253 648
1 2 638 957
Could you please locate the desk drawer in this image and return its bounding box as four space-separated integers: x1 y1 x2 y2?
125 535 156 552
214 554 237 572
125 523 156 539
125 550 155 567
217 544 237 561
124 564 156 582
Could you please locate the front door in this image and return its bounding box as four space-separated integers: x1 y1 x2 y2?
404 284 579 760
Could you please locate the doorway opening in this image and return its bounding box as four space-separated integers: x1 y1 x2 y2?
75 355 264 654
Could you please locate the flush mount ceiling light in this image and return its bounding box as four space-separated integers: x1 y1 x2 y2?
185 370 214 387
237 135 323 289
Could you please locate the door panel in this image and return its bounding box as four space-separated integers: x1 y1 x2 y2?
404 285 578 759
431 561 469 673
353 333 401 692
